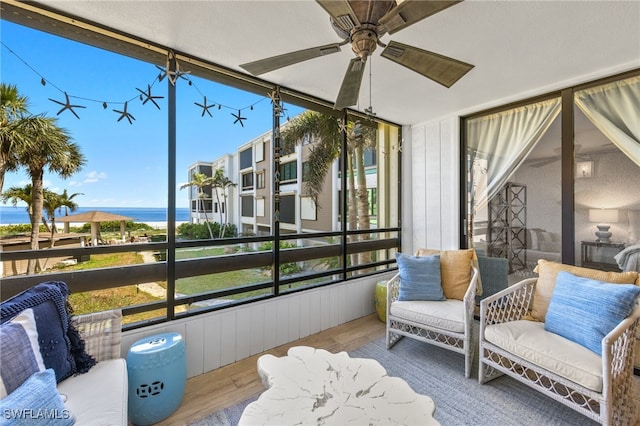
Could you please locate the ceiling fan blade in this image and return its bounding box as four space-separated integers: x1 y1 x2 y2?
379 0 462 34
529 157 559 168
316 0 360 32
240 43 343 75
381 40 473 88
334 58 366 110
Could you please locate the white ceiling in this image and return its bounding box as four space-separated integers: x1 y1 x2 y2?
39 1 640 125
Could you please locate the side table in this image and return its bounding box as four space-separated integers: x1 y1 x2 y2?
127 332 186 425
580 241 625 272
374 280 388 322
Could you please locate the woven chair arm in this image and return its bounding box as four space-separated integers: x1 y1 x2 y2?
463 266 479 319
604 303 640 348
71 309 122 363
602 303 640 407
386 273 401 305
480 278 536 326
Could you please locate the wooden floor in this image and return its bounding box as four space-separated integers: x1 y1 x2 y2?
156 314 386 425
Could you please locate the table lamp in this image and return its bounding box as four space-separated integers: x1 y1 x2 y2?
588 208 619 243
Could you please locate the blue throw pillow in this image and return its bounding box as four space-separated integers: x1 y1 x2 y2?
0 369 75 426
396 253 446 301
0 282 95 382
544 271 640 355
0 309 46 398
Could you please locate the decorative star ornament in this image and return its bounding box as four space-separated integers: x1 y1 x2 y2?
268 88 281 106
156 52 191 86
169 63 190 86
336 118 347 134
194 96 215 117
232 109 246 127
268 88 285 115
49 92 86 119
277 102 288 118
156 64 168 82
136 85 163 109
113 101 135 124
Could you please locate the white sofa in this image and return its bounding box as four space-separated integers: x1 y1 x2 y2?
57 309 128 425
479 265 640 426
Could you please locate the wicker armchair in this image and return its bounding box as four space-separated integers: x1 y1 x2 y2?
386 264 479 378
479 279 640 425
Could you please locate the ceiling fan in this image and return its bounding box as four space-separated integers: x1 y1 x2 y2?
239 0 474 110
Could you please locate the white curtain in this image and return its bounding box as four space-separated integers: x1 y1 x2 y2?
574 75 640 167
467 98 561 214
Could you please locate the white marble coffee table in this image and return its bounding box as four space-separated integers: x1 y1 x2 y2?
238 346 439 425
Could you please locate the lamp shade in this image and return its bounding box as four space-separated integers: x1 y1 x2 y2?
588 209 619 224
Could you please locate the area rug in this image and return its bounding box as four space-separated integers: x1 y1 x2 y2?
189 335 637 425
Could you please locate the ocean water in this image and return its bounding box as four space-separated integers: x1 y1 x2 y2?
0 206 190 225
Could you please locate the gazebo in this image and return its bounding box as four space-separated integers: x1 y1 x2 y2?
57 211 133 246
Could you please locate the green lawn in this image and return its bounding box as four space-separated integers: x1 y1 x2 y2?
42 244 328 321
172 246 271 297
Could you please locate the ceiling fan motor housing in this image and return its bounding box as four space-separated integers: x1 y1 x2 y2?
350 24 378 60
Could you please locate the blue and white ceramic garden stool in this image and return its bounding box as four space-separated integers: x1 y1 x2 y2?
127 332 186 425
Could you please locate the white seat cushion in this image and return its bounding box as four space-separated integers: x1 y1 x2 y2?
390 299 465 333
484 320 602 392
57 358 128 426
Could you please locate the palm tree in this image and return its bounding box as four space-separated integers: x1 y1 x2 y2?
212 169 237 238
1 183 34 221
57 189 83 233
14 117 85 273
180 171 214 239
281 111 376 268
42 188 82 241
281 111 341 203
0 84 34 193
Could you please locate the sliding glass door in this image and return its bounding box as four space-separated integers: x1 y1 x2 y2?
465 97 561 282
463 71 639 279
573 75 640 272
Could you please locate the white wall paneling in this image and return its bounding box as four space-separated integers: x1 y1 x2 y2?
410 118 462 251
308 290 322 336
203 314 221 372
410 125 427 252
185 319 204 378
250 302 265 356
219 310 237 367
439 117 461 248
287 296 300 342
275 298 289 346
401 125 414 255
121 274 392 379
235 307 252 361
262 302 277 351
425 122 443 249
297 292 310 339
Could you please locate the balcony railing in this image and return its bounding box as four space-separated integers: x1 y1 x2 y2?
1 228 400 330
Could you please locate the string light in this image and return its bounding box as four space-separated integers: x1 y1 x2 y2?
2 41 275 126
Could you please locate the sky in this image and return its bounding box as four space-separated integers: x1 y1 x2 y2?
1 20 302 208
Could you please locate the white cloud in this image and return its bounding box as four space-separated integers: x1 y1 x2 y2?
79 171 108 185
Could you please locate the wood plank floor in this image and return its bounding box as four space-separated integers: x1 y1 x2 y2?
156 314 386 425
